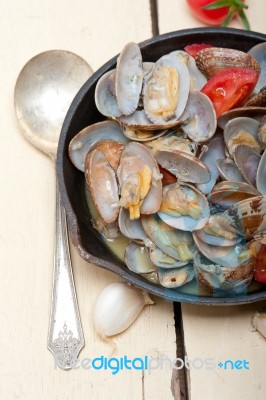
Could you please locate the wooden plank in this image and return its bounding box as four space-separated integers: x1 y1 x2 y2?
157 1 266 399
0 1 177 399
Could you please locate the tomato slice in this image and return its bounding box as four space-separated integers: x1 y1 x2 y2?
201 68 259 117
254 245 266 284
184 43 213 58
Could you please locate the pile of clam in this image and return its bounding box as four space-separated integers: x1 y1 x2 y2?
69 41 266 296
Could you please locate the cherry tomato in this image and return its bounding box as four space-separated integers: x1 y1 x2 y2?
184 43 213 58
201 68 259 117
186 0 232 25
254 245 266 284
186 0 247 26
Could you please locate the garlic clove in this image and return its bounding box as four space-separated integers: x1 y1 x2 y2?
92 282 154 339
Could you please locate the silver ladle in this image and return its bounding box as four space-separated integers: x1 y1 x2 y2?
14 50 93 370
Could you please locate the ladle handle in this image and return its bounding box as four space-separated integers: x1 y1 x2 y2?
47 178 84 370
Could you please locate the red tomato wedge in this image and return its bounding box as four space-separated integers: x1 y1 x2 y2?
201 68 259 117
184 43 213 58
254 245 266 284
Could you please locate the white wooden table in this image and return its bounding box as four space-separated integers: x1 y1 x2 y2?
1 1 266 399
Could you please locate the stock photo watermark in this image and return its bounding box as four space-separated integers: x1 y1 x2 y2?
54 355 250 374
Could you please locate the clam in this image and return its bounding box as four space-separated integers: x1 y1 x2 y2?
195 47 260 79
197 136 225 194
95 70 122 118
85 149 119 223
180 91 217 143
146 135 197 155
117 142 162 219
115 42 144 115
208 181 261 209
248 42 266 93
124 242 157 274
218 107 266 130
143 55 190 125
69 120 128 171
217 158 246 183
170 50 207 91
91 140 124 171
158 264 194 288
194 213 242 247
121 124 167 142
257 149 266 194
245 86 266 107
258 115 266 147
193 234 253 268
253 231 266 245
234 144 261 188
119 109 184 130
194 251 254 295
223 196 266 240
141 213 194 262
154 149 211 184
223 117 261 156
158 183 210 231
148 245 189 268
118 207 147 241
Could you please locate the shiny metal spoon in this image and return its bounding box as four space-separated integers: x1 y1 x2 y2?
14 50 93 370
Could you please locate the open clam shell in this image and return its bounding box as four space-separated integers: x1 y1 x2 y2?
195 47 260 79
143 55 190 125
85 149 119 223
194 214 242 247
169 50 207 91
158 264 194 288
245 86 266 107
158 183 210 231
146 135 197 155
218 106 266 130
91 140 124 171
95 70 122 118
119 109 184 131
181 92 217 143
217 158 246 183
223 117 261 157
117 142 162 216
208 181 261 209
234 144 261 188
69 120 128 171
121 124 167 142
257 149 266 194
194 251 254 295
124 242 157 274
258 115 266 148
115 42 144 115
149 245 188 268
197 136 225 194
248 42 266 93
223 195 266 240
141 213 194 262
193 234 252 268
154 149 210 184
118 207 147 241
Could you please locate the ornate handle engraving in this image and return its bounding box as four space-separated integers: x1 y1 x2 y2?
48 179 84 370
